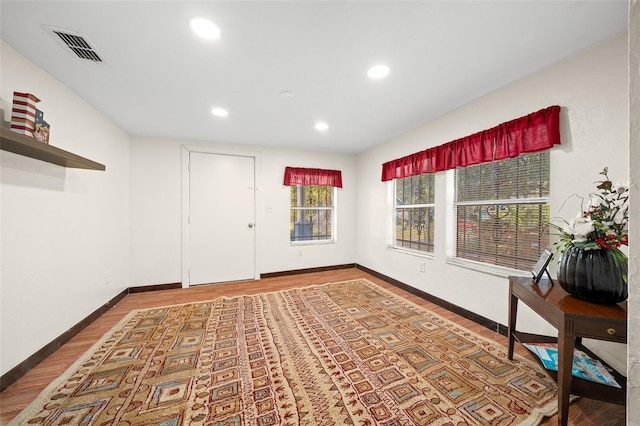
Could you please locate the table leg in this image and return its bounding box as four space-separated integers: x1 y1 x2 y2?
557 319 575 426
507 287 518 360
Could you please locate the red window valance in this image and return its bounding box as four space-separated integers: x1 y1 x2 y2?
283 167 343 188
381 105 561 181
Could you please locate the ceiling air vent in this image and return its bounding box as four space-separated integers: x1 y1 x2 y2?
44 26 104 62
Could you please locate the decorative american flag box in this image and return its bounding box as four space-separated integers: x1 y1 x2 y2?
34 109 50 144
11 92 41 136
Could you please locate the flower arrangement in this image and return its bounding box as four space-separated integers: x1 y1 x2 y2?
553 167 629 253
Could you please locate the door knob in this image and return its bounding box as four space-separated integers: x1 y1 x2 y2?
248 223 254 228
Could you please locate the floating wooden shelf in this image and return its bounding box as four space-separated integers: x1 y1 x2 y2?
0 127 105 170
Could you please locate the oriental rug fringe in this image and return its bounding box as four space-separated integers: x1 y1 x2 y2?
11 279 558 425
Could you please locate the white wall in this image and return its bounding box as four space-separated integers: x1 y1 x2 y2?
130 137 356 286
0 42 131 375
356 35 629 372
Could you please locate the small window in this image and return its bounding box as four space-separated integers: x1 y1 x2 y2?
290 185 335 242
454 151 550 271
393 174 435 253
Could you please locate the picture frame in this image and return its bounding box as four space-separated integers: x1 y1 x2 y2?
532 249 553 284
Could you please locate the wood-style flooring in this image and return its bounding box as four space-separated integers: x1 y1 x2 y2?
0 268 626 425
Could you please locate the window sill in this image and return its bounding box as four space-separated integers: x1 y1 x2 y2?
446 257 531 279
290 240 336 246
387 246 434 259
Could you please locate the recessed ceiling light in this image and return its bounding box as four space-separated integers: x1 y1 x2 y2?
211 107 228 117
189 17 221 40
367 64 390 79
315 122 329 132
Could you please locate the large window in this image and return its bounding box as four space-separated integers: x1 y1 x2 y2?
454 151 549 271
393 174 435 253
290 185 335 242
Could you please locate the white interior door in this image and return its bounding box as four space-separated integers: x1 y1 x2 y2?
188 152 255 285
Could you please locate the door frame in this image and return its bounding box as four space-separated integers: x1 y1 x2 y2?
181 144 261 288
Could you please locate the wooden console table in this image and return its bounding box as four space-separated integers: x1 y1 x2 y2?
507 276 627 426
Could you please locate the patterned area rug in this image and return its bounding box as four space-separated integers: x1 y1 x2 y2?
11 279 558 425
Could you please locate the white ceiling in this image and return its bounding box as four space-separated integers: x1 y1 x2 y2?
0 1 628 154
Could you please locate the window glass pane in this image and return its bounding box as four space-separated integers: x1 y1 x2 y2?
291 186 332 208
427 174 436 202
318 209 332 239
401 178 410 205
396 174 435 206
410 176 420 204
395 207 434 252
393 173 435 254
304 186 317 207
396 180 405 205
454 151 549 271
457 152 549 202
290 186 335 242
320 186 332 207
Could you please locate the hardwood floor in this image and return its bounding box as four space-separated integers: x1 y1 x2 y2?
0 268 626 425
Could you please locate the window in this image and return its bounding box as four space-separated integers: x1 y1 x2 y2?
454 151 550 271
393 174 435 253
283 167 341 243
290 185 335 242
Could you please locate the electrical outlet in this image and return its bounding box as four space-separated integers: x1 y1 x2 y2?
104 271 110 285
298 249 303 257
419 262 426 273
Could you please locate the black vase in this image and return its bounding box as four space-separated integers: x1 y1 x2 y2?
556 245 628 304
